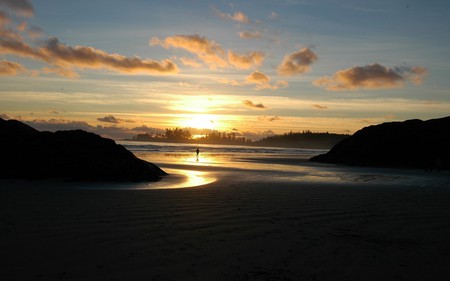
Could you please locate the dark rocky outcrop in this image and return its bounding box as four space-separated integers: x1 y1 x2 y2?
0 118 166 181
310 116 450 170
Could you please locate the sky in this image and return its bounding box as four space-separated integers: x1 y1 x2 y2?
1 0 450 140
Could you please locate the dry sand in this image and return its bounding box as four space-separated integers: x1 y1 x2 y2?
1 169 450 281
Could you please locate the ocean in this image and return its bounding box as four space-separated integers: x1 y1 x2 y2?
118 141 449 189
119 141 325 163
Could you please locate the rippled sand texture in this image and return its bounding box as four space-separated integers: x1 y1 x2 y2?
1 180 450 281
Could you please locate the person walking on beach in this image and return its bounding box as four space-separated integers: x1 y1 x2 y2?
195 147 200 162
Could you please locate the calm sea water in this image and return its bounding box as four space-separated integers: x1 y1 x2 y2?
117 141 449 189
119 141 326 164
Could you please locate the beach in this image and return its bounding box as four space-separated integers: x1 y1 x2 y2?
1 143 450 280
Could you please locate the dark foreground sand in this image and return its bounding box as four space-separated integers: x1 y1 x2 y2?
1 175 450 281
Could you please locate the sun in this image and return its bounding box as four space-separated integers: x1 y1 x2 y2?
181 114 217 130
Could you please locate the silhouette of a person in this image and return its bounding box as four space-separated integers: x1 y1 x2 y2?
196 148 200 157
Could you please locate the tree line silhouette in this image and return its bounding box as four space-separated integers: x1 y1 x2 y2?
132 128 349 149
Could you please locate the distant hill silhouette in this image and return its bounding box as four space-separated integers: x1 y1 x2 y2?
0 118 166 181
253 131 349 149
310 116 450 170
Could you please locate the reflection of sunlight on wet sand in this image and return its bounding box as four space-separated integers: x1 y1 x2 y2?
141 168 216 189
172 169 216 188
185 156 219 165
142 152 231 167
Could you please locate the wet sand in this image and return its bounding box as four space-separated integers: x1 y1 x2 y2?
1 164 450 281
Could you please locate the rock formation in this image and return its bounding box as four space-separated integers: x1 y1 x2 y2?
310 116 450 170
0 118 166 181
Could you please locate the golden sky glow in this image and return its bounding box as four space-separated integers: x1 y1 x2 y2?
1 0 450 140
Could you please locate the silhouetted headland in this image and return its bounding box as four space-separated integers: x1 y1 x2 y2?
310 116 450 170
0 118 166 181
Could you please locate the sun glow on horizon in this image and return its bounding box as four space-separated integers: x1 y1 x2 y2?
180 114 218 130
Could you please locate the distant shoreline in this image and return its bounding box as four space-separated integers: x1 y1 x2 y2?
122 138 340 150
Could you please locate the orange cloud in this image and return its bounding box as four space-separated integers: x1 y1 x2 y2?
278 48 318 76
0 26 21 40
41 66 79 78
243 100 266 110
0 0 34 17
247 71 270 84
44 38 178 74
179 57 202 68
0 37 179 76
0 36 46 59
151 34 227 69
313 63 428 91
246 71 288 90
213 8 250 23
152 34 265 70
0 60 25 76
407 66 428 84
0 12 23 40
228 50 265 70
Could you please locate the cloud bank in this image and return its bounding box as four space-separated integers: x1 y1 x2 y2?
278 48 318 76
0 6 178 77
151 34 265 70
151 34 227 69
0 37 179 76
313 63 428 91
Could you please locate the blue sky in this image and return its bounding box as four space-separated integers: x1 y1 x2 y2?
1 0 449 139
